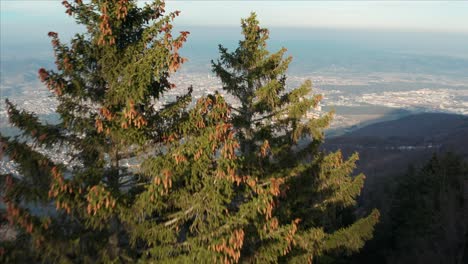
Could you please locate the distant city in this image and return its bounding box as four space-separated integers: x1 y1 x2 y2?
2 27 468 175
2 68 467 131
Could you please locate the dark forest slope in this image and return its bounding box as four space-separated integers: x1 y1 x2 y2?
324 113 468 179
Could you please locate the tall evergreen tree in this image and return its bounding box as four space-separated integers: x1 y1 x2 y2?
1 2 378 263
212 13 380 262
0 0 237 262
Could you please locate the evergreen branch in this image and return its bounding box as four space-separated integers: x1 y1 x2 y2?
322 209 380 253
4 99 65 146
251 108 286 123
163 206 195 227
229 106 243 114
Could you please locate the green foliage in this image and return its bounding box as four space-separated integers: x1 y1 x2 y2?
387 153 468 263
1 0 202 262
1 3 378 263
212 12 379 262
354 153 468 264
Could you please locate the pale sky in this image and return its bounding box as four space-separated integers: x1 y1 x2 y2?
2 1 468 30
168 1 468 32
1 1 468 47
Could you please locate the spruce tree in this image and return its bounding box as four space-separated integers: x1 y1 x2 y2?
212 13 380 262
1 2 379 263
0 0 233 262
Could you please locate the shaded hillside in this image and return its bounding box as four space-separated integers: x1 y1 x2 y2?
352 153 468 264
341 113 468 138
322 112 468 264
323 113 468 180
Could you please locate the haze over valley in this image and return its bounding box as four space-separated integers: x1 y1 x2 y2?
2 27 468 134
